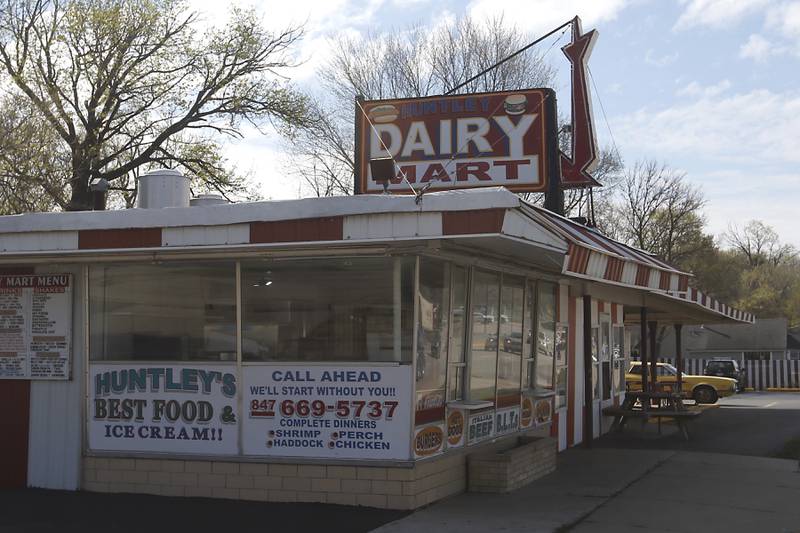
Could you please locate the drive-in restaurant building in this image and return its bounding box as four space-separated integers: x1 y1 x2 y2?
0 171 751 508
0 18 752 509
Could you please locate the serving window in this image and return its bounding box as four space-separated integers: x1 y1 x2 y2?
89 262 237 362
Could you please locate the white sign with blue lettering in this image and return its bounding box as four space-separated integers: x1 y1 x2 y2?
243 365 412 460
88 364 239 455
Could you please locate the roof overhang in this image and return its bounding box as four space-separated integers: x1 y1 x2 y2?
0 187 752 324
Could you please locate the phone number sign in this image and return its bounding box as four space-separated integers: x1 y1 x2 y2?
242 365 412 460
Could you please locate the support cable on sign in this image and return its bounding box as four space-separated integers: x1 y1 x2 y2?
417 24 571 199
587 66 621 162
443 19 574 96
361 19 573 203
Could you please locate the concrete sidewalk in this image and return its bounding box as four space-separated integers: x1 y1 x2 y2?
374 448 800 533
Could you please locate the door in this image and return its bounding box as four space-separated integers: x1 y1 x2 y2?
0 380 30 488
598 316 614 435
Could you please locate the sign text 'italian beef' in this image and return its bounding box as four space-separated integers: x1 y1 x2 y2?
356 89 559 194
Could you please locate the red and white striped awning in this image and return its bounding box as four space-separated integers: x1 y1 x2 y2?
524 203 754 324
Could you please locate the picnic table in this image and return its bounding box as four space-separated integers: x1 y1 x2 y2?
602 389 702 441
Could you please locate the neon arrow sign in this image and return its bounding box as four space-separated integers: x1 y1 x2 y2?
560 16 600 188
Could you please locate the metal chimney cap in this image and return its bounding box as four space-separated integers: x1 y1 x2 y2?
190 194 229 207
141 168 185 178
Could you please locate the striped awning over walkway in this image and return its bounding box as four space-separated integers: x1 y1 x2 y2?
525 203 754 324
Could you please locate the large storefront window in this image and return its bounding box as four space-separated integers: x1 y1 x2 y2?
447 266 467 401
591 327 600 399
469 270 500 402
534 281 556 390
496 276 524 406
416 259 450 423
241 257 414 363
89 262 237 361
612 325 626 393
555 324 568 408
601 319 612 401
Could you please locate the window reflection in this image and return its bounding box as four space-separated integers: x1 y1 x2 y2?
534 282 556 390
89 262 236 362
469 270 500 401
241 257 414 362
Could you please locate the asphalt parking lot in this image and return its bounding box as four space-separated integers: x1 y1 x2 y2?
0 489 408 533
595 391 800 458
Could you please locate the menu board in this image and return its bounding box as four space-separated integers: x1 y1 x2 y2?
0 274 72 380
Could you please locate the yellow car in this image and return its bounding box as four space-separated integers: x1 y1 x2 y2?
626 362 737 404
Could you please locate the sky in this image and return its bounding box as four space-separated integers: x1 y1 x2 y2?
190 0 800 248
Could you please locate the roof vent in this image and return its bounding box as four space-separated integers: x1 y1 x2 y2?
190 194 229 207
137 169 189 209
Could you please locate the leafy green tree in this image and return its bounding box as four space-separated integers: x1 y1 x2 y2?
0 0 310 211
738 260 800 325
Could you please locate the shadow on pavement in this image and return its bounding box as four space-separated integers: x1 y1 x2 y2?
0 489 409 533
593 404 800 459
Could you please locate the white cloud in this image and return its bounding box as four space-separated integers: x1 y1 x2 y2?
613 88 800 166
674 0 769 30
613 87 800 247
675 79 731 97
188 0 387 83
645 48 679 67
697 170 800 247
676 1 800 60
739 33 778 61
467 0 632 36
766 1 800 38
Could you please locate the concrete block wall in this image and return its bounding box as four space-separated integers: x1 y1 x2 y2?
82 453 467 510
467 436 557 493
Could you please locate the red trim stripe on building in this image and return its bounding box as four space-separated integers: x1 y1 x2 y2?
79 228 162 249
567 243 591 274
604 256 624 282
635 265 650 287
250 216 344 244
441 208 506 235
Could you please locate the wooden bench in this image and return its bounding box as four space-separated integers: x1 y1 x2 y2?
602 404 703 441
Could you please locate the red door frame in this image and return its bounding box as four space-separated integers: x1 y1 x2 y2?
0 380 30 488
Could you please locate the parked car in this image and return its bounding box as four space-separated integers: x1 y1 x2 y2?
625 362 737 404
503 332 523 353
704 359 746 392
484 334 498 351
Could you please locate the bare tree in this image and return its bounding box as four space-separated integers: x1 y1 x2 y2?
725 220 797 267
616 160 706 265
0 0 310 211
284 16 557 196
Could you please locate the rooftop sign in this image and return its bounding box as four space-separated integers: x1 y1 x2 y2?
355 89 560 194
